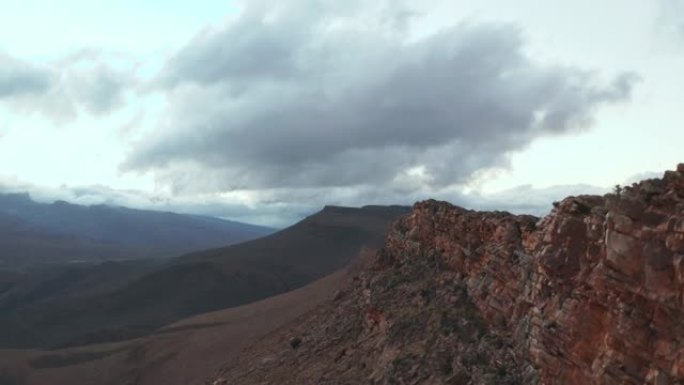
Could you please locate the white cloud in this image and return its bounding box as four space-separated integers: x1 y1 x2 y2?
0 50 138 122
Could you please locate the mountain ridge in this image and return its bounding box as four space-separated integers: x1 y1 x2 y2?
209 164 684 385
0 192 274 268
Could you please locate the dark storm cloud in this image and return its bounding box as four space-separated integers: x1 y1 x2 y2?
124 1 637 194
0 51 134 120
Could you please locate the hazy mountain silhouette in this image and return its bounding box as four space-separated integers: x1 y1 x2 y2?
0 192 274 268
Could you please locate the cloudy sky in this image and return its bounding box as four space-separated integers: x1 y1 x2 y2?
0 0 682 226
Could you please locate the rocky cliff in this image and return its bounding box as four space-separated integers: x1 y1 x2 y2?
210 165 684 385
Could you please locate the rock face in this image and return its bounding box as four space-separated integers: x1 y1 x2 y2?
394 175 684 384
209 165 684 385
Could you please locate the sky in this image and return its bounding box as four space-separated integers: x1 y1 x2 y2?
0 0 683 227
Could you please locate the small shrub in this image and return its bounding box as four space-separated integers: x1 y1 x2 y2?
439 353 454 376
289 336 302 349
613 184 623 197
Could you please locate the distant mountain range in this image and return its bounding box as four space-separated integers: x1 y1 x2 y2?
0 204 409 349
0 192 274 268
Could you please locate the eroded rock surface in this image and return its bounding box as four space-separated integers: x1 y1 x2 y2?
209 165 684 385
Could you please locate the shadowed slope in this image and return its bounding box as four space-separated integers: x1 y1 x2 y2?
0 271 347 385
0 205 409 348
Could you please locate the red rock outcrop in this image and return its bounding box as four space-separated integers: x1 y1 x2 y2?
210 165 684 385
386 165 684 384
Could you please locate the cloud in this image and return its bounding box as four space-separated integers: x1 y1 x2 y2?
63 63 130 115
622 170 662 185
0 178 312 228
658 0 684 39
460 184 610 216
123 0 637 199
0 50 135 121
0 174 616 228
0 54 52 98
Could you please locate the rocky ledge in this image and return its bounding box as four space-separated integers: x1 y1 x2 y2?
211 165 684 385
387 164 684 384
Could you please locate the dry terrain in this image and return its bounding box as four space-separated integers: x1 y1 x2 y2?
0 271 346 385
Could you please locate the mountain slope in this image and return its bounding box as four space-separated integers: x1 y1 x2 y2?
0 271 347 385
209 165 684 385
0 192 274 268
0 205 409 349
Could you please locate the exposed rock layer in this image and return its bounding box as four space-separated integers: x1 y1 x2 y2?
391 166 684 384
211 165 684 385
